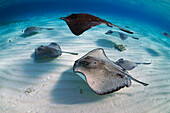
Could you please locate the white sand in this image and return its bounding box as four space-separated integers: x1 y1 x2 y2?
0 14 170 113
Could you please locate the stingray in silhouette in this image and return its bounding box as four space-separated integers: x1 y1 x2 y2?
34 42 78 60
61 13 133 36
161 32 170 38
21 26 54 37
105 30 139 40
116 58 151 70
73 48 148 95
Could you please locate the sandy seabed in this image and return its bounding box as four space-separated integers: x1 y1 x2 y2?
0 14 170 113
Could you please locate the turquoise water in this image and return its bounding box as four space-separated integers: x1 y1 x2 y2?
0 0 170 113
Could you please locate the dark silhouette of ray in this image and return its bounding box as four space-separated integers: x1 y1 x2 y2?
61 13 133 36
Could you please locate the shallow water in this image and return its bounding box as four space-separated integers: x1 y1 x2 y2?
0 0 170 113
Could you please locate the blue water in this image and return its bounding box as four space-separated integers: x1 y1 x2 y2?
0 0 170 113
0 0 169 31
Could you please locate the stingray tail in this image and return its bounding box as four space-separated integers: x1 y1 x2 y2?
136 62 151 65
131 36 139 40
127 75 149 86
118 27 133 34
62 51 78 55
107 22 133 34
43 28 55 30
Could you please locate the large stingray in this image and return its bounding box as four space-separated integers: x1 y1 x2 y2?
105 30 139 40
61 13 133 36
73 48 148 95
34 42 78 60
23 26 54 37
116 58 151 70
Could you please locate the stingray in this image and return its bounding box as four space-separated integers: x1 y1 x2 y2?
61 13 133 36
105 30 139 40
73 48 148 95
116 58 151 70
22 26 54 37
161 32 170 38
34 42 78 60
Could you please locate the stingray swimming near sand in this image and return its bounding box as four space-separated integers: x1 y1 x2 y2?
34 42 78 60
161 32 170 38
105 30 139 40
73 48 148 95
61 13 133 36
21 26 54 37
116 58 151 70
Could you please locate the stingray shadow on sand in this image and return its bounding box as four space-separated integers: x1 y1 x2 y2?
21 53 58 77
51 68 133 104
145 48 160 57
96 39 116 48
51 68 107 104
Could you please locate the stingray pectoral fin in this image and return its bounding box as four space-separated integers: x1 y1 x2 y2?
48 53 60 58
127 75 149 86
122 65 136 71
62 51 78 55
119 32 128 40
105 30 114 35
75 72 87 82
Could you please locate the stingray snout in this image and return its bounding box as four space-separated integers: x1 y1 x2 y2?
61 17 69 22
73 59 88 70
60 17 64 20
73 60 79 72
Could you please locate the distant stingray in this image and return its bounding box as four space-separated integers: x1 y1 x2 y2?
73 48 148 95
34 42 78 60
61 13 133 36
161 32 170 38
116 58 151 70
21 26 54 37
105 30 139 40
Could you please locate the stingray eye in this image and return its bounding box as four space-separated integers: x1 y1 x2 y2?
93 61 97 64
80 61 90 67
37 47 42 51
118 59 124 63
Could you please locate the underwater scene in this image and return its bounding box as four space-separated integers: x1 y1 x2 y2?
0 0 170 113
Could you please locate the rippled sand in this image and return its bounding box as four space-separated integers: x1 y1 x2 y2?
0 14 170 113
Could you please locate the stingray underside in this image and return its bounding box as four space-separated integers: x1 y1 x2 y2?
73 48 131 95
